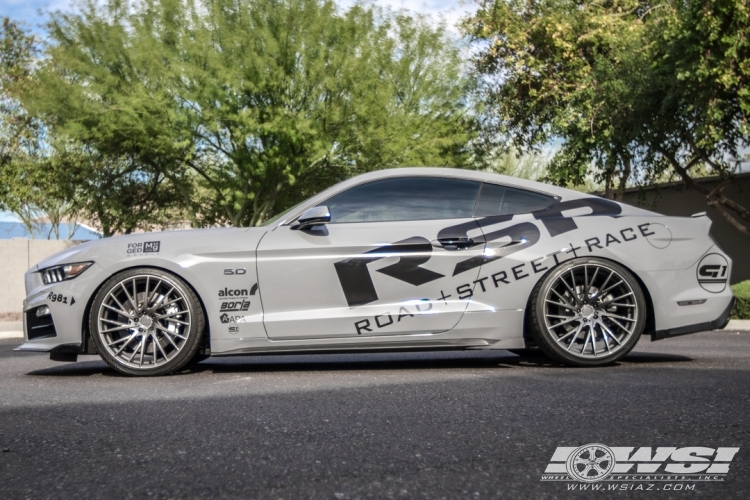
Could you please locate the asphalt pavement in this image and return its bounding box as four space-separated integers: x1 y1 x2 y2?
1 331 749 499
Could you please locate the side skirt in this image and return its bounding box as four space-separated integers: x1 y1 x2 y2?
211 338 493 356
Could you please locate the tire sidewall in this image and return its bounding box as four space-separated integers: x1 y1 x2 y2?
89 267 204 376
531 257 646 366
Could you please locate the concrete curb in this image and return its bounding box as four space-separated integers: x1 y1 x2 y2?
0 331 23 340
725 320 750 331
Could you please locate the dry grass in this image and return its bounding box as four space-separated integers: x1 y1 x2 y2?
0 312 22 322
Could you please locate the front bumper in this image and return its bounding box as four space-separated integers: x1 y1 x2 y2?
652 296 735 341
14 262 108 353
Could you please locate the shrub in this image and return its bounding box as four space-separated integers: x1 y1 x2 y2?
731 281 750 319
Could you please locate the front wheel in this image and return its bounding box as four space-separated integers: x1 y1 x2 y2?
529 258 646 367
89 268 205 376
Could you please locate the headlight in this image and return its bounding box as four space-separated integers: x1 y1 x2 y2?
40 262 93 284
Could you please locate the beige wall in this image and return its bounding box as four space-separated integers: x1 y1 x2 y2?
0 238 82 314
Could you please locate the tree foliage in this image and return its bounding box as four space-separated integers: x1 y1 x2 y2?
25 0 477 227
47 143 187 236
0 18 45 217
464 0 750 233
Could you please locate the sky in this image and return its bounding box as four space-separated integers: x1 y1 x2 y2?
0 0 475 32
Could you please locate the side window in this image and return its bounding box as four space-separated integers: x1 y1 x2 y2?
474 183 555 217
322 177 481 223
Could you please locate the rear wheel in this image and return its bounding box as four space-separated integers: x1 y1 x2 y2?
529 258 646 367
89 268 205 376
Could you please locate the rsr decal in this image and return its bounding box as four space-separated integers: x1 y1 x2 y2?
352 223 657 333
335 198 622 307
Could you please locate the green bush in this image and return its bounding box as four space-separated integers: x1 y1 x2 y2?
731 281 750 319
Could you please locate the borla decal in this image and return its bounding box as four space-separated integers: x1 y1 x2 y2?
220 300 250 312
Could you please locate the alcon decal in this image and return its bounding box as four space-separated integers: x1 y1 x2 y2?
217 283 258 299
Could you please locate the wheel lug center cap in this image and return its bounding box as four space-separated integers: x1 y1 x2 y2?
139 316 153 329
581 305 595 319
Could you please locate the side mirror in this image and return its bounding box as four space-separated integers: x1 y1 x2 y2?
293 206 331 230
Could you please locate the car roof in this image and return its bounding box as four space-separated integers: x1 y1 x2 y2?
324 167 582 199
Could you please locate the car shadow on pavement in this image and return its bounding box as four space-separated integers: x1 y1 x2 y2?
25 350 692 377
27 355 518 377
619 351 693 363
26 359 115 377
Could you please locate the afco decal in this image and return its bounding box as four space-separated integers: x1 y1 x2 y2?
336 198 623 308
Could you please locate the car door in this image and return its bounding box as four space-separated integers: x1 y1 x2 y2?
256 176 487 340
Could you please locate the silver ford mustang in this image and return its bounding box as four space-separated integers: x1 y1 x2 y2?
17 168 735 375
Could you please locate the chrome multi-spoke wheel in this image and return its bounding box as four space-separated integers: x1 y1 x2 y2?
90 268 205 376
530 258 646 366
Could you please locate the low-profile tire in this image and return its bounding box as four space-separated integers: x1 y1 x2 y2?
89 268 205 376
529 257 646 367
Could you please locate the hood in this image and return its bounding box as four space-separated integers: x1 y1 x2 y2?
32 226 265 272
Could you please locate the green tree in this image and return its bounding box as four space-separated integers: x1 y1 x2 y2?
0 18 37 172
463 0 750 233
0 18 44 220
0 18 73 239
26 0 478 227
47 142 187 237
2 16 182 238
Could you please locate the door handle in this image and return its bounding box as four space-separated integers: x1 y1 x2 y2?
434 237 475 250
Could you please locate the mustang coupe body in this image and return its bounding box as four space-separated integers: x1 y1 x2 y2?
17 168 734 375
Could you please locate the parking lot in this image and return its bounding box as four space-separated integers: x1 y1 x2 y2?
1 330 749 499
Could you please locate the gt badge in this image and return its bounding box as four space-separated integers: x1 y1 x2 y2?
697 253 729 293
